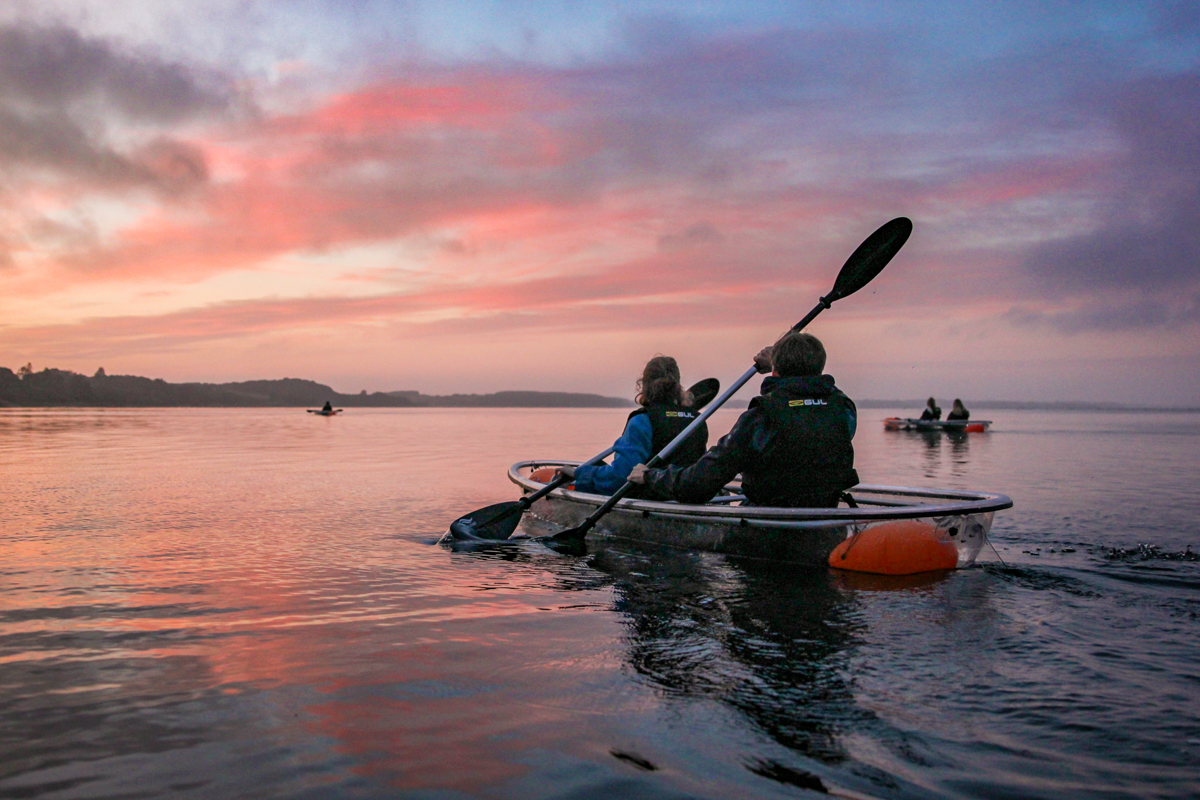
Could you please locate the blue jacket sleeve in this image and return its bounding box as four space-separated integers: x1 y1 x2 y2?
573 414 654 495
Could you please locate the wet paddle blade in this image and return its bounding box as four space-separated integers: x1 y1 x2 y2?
540 535 588 555
550 523 590 542
449 501 523 541
688 378 720 410
829 217 912 302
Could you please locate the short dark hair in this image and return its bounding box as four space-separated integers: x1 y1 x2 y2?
771 332 826 377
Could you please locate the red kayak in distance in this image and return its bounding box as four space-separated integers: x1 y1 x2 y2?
883 417 990 433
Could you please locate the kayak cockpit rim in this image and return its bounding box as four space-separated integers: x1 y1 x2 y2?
507 460 1013 524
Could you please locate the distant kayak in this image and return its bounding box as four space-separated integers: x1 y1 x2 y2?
307 409 342 416
884 417 990 433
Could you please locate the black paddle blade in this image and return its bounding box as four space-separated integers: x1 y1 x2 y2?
687 377 720 410
449 501 523 541
829 217 912 302
540 535 588 556
550 522 593 542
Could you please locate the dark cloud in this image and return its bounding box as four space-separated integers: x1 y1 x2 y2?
130 138 209 193
658 222 722 251
26 216 99 250
1007 292 1200 334
1020 72 1200 327
0 23 233 122
0 105 210 193
1154 0 1200 37
0 23 236 194
0 106 125 175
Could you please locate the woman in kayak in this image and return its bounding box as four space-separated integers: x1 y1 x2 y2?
557 356 709 495
947 398 969 421
919 397 941 420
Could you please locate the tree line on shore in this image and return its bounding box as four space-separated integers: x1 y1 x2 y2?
0 365 634 408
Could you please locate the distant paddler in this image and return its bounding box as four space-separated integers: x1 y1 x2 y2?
307 401 342 416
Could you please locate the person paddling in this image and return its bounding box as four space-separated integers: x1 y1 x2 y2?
322 401 334 413
947 398 969 421
919 397 941 421
629 331 858 508
557 356 709 495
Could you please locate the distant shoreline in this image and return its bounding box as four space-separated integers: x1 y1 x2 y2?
0 366 634 409
2 366 1195 411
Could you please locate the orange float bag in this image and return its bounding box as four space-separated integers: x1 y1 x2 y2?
829 520 959 575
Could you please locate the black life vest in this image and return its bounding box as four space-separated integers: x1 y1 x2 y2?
740 377 858 507
628 403 709 468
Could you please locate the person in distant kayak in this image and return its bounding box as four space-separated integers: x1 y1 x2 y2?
919 397 941 420
322 401 334 412
947 398 969 421
629 331 858 508
556 355 709 495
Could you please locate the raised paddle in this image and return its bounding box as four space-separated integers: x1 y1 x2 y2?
549 217 913 544
448 377 722 541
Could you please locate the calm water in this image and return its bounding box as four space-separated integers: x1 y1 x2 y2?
1 406 1197 799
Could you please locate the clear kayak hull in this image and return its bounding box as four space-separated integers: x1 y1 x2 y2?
500 460 1012 570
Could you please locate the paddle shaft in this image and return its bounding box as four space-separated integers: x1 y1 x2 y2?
558 297 832 539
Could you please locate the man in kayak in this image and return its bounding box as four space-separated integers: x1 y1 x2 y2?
628 331 858 508
557 355 708 495
321 401 334 413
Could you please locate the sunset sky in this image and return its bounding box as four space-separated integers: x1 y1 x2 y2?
1 1 1197 405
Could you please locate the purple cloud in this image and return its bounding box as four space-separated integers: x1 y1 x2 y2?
1020 71 1200 329
0 23 237 192
0 23 234 122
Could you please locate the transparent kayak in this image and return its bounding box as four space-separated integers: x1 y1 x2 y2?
506 460 1013 569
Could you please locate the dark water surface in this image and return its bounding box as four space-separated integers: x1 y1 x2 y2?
1 407 1197 799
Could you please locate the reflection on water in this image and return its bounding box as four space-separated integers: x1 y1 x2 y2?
1 407 1199 799
593 545 865 765
885 427 978 481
